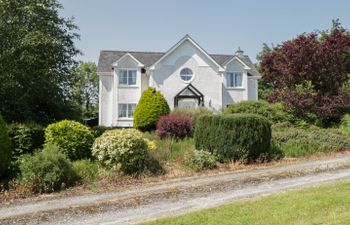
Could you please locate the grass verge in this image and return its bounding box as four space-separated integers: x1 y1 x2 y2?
141 181 350 225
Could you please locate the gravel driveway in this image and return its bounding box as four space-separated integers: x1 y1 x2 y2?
2 156 350 225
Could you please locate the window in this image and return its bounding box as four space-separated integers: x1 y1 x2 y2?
118 69 137 85
118 103 136 118
226 72 243 88
180 68 193 82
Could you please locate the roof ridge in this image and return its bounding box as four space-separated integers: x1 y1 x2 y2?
100 50 165 54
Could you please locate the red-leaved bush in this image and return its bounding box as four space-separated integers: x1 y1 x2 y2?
260 25 350 124
156 115 192 139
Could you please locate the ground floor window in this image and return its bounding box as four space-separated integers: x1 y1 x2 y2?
118 103 136 118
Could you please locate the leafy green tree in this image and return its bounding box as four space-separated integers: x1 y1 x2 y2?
0 0 80 124
71 62 99 118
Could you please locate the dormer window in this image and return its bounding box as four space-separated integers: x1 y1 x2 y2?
226 72 243 88
118 69 137 85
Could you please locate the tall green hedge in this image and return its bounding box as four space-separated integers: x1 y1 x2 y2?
194 114 271 163
133 88 170 131
0 115 11 177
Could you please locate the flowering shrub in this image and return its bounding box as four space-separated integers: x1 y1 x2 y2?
156 115 192 139
91 129 150 174
188 150 217 171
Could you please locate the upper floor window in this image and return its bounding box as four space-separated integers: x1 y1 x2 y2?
118 103 136 118
180 68 193 82
226 72 243 88
118 69 136 85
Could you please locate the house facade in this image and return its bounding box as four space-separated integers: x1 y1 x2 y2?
97 35 260 127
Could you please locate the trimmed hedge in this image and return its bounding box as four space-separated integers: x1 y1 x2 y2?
194 114 272 163
224 100 291 123
156 114 192 139
8 123 44 159
19 145 79 193
133 88 170 131
45 120 94 160
0 115 11 177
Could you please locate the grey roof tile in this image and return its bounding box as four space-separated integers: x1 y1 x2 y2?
97 50 259 76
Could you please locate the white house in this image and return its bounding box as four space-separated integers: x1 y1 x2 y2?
97 35 261 127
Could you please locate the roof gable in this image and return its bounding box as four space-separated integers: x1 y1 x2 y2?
112 53 144 67
149 35 224 72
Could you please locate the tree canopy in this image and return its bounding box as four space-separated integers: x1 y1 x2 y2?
0 0 80 124
260 21 350 124
71 62 98 118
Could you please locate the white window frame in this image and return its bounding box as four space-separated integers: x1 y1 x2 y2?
118 69 137 86
118 103 136 118
226 72 243 88
179 68 194 83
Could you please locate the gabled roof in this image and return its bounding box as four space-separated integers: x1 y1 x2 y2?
112 52 144 67
149 35 224 71
97 37 260 77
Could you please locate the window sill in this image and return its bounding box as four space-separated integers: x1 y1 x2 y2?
118 85 139 88
118 118 134 121
226 87 245 90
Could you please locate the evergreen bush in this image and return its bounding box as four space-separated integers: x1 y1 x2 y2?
133 88 170 131
194 114 272 163
45 120 94 160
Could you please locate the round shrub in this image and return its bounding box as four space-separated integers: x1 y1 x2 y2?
133 87 170 131
156 114 192 139
194 114 272 163
8 123 44 159
91 129 150 174
0 115 11 177
19 145 79 193
224 100 291 123
45 120 94 160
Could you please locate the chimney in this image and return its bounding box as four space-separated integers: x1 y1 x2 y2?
235 47 244 56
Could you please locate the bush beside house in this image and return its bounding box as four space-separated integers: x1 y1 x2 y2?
45 120 94 160
156 114 192 139
195 114 272 163
133 88 170 131
92 129 152 174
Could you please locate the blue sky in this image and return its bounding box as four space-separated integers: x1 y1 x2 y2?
58 0 350 63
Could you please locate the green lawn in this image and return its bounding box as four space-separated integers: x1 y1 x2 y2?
141 181 350 225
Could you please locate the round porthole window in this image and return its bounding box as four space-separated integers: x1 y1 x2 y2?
180 68 193 82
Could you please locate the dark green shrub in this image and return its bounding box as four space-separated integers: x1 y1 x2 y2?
72 160 100 183
91 125 111 138
133 88 170 131
0 115 11 177
8 123 44 159
272 123 350 157
224 100 292 123
92 129 153 174
18 145 80 193
171 107 213 127
45 120 94 160
194 114 272 163
188 150 217 171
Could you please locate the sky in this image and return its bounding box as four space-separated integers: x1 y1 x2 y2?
58 0 350 64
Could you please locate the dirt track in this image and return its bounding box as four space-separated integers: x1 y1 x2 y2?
2 155 350 225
